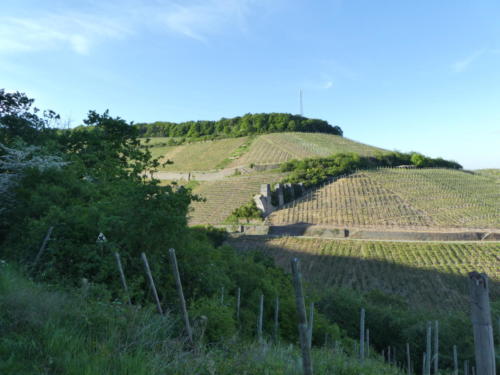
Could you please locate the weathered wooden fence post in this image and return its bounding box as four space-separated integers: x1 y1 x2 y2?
236 287 241 323
468 272 496 375
308 302 314 349
141 252 163 315
453 345 458 375
114 252 131 304
434 320 439 374
169 248 193 346
406 343 411 375
426 321 432 375
33 226 54 267
366 328 370 358
291 258 313 375
257 293 264 342
274 295 280 341
360 308 366 362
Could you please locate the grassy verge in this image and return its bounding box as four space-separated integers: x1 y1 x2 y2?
0 265 404 375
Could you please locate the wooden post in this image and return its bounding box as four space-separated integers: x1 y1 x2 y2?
453 345 458 375
169 248 193 345
257 293 264 342
141 252 163 315
366 328 370 358
464 360 469 375
274 295 280 341
33 226 54 267
291 258 313 375
114 252 131 304
468 272 496 375
236 287 241 323
308 302 314 349
426 321 432 375
433 320 439 374
422 353 426 375
406 343 411 375
360 308 365 361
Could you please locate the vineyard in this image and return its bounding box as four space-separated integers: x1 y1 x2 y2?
268 168 500 230
144 132 385 172
229 236 500 311
146 137 251 171
189 172 285 225
229 132 385 168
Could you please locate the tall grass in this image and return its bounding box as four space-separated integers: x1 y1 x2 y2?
0 265 404 374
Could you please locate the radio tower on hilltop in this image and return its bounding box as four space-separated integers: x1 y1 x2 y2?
299 89 303 116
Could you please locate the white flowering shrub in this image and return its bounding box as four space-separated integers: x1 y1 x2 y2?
0 143 67 213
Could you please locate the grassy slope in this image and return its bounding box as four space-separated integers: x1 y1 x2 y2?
0 266 403 375
229 132 385 168
189 171 285 225
269 168 500 230
144 132 385 172
229 236 500 311
147 137 251 171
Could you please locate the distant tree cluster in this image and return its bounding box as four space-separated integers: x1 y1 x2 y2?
134 112 343 140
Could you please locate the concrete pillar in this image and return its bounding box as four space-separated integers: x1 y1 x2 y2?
285 183 295 200
274 183 284 207
260 184 271 198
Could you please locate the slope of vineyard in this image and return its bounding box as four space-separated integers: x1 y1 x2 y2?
148 137 251 171
189 172 286 225
229 132 385 168
145 132 385 172
229 236 500 311
268 168 500 230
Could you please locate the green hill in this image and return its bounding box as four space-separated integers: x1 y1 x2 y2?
146 132 385 172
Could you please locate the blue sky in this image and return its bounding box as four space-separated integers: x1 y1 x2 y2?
1 0 499 169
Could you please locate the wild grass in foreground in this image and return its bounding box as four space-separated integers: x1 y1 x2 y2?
0 265 404 375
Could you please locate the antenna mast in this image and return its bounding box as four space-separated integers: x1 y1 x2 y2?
299 89 303 116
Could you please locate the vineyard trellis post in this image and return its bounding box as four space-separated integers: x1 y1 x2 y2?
406 343 411 375
168 248 193 346
114 252 131 305
468 272 496 375
426 321 432 375
236 287 241 323
33 226 54 268
308 302 314 349
360 307 365 362
291 258 313 375
433 320 439 374
257 293 264 342
274 295 280 342
453 345 458 375
140 252 163 315
366 328 370 358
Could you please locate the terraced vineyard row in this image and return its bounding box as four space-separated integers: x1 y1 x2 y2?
229 236 500 311
230 133 385 168
148 137 250 171
268 173 436 228
189 172 285 225
369 168 500 229
268 169 500 230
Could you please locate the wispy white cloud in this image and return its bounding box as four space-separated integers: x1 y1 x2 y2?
0 12 130 55
323 80 333 89
451 49 486 73
0 0 268 55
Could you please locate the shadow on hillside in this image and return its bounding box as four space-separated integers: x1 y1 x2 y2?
231 237 499 312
